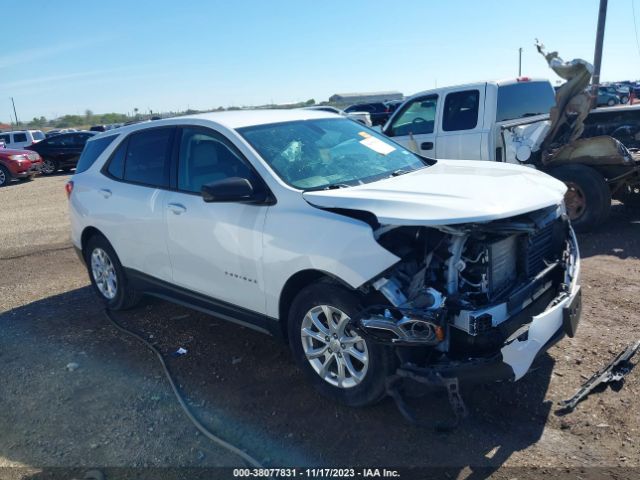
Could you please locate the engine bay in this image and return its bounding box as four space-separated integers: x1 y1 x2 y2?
356 205 572 358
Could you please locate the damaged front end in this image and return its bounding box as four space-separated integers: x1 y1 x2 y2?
353 203 581 386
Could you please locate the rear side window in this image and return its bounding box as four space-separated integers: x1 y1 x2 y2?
387 96 438 136
123 128 174 187
496 81 555 122
442 90 479 131
107 139 127 179
32 131 45 141
0 134 9 143
76 135 117 174
13 133 27 143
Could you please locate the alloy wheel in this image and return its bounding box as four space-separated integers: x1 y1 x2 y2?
0 169 6 186
301 304 369 389
90 248 118 299
41 159 56 175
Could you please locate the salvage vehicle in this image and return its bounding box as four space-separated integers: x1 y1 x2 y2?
0 148 42 186
68 109 581 407
26 131 96 174
383 43 640 231
582 104 640 149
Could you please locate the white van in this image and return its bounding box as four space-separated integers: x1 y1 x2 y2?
0 130 46 149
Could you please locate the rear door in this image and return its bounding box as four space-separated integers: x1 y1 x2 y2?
384 94 439 155
435 88 485 160
94 127 175 281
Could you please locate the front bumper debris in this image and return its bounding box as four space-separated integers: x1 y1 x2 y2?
369 229 581 428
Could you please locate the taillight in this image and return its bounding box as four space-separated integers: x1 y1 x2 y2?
65 181 74 199
517 76 531 82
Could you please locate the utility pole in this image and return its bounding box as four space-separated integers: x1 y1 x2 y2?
591 0 608 102
11 97 19 126
518 47 523 76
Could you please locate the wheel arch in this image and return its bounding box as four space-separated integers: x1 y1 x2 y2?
277 269 355 342
81 226 108 254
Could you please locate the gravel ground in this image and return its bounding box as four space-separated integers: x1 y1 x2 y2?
0 175 639 479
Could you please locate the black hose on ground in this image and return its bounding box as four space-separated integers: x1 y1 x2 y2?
103 309 264 469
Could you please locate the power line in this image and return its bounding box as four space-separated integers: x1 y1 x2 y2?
633 0 640 59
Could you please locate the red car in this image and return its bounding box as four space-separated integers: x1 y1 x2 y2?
0 148 43 187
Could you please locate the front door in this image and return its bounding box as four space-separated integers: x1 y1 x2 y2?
164 126 268 315
383 94 439 156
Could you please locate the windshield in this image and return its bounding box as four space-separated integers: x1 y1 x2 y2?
238 118 428 190
496 81 556 122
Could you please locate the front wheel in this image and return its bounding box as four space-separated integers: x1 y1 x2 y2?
0 165 11 187
549 164 611 232
84 235 141 310
607 98 616 106
40 158 58 175
288 283 394 407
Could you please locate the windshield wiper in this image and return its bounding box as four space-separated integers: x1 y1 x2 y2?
322 183 351 190
391 169 412 177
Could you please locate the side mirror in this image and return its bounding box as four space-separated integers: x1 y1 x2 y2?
201 177 262 203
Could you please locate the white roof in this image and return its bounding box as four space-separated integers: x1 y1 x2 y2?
176 109 337 129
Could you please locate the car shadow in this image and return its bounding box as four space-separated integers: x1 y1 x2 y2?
578 203 640 259
1 288 554 477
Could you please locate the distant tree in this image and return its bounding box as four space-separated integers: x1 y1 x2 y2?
305 98 316 106
85 109 94 123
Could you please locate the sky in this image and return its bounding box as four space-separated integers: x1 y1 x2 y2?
1 0 639 123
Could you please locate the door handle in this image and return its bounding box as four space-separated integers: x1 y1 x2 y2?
99 188 112 199
167 203 187 215
421 142 434 150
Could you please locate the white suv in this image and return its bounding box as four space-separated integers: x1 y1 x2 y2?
0 130 45 149
68 110 581 406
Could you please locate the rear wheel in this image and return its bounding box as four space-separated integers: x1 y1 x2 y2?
0 165 10 187
549 164 611 232
288 283 394 407
84 235 141 310
41 158 58 175
607 98 616 106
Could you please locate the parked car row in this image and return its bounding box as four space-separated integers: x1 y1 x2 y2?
344 100 402 126
0 130 97 185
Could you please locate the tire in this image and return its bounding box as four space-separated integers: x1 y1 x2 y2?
84 234 141 310
548 164 611 232
62 167 73 172
40 158 58 175
607 98 616 106
287 283 394 407
0 165 11 187
621 95 629 104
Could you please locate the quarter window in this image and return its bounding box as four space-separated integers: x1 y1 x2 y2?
178 128 253 193
13 133 27 143
123 128 174 187
387 96 438 136
107 139 127 179
442 90 479 131
76 135 117 174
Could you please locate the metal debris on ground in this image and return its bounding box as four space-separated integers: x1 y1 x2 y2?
557 340 640 414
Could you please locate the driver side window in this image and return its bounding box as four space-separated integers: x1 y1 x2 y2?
178 128 253 194
388 95 438 136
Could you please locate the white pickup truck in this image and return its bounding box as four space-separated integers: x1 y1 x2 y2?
383 76 640 231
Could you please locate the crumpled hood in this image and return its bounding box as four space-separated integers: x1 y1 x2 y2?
302 160 567 226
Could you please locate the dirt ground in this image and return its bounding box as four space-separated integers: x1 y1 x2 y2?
1 175 639 479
